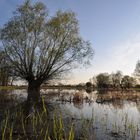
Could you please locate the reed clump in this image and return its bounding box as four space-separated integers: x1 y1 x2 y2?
73 92 83 102
0 97 75 140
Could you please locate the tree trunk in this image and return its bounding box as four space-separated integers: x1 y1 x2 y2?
27 81 41 102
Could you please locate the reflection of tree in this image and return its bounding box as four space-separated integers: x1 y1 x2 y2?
85 90 97 102
96 91 124 109
0 90 16 118
111 100 124 109
73 101 83 109
0 90 22 105
86 88 92 93
136 101 140 113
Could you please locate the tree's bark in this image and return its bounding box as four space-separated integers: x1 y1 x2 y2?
27 81 41 102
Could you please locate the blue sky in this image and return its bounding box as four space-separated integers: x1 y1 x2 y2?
1 0 140 84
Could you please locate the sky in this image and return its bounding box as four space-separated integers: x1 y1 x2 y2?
1 0 140 84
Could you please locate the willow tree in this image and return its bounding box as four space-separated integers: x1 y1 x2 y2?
0 1 93 101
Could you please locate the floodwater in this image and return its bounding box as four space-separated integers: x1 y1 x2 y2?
1 89 140 140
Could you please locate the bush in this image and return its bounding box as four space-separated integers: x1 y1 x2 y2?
86 82 92 87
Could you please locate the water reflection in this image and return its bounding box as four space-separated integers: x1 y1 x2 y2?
73 101 83 109
136 101 140 113
1 89 140 139
52 89 140 139
86 88 93 93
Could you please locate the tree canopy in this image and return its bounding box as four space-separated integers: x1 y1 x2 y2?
0 1 93 85
96 73 110 88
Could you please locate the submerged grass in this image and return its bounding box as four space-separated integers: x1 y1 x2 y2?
0 97 75 140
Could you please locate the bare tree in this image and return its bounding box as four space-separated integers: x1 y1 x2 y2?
0 1 94 101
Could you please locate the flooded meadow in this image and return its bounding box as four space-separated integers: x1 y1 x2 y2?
1 89 140 140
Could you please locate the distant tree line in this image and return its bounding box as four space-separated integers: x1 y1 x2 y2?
90 70 138 90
